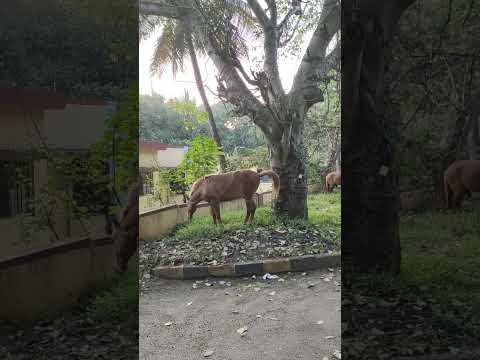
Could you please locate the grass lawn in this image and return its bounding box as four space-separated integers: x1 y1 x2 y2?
400 210 480 293
342 209 480 359
172 192 341 242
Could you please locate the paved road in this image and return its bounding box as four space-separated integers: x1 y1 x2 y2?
140 268 341 360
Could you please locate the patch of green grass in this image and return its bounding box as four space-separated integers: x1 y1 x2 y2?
171 192 341 242
86 270 138 322
400 210 480 292
307 192 341 227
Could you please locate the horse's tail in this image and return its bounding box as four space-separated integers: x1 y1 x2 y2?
444 174 452 209
258 170 280 199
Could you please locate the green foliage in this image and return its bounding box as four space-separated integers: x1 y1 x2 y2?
166 97 208 129
91 83 139 191
87 270 138 322
140 93 210 143
304 73 341 182
147 168 188 206
216 109 266 153
1 0 137 98
161 168 189 194
177 135 223 185
140 95 266 154
390 0 480 184
225 147 270 171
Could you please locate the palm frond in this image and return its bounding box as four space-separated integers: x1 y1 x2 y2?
139 14 162 41
150 21 176 77
171 21 187 76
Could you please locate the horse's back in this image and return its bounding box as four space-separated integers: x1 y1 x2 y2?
204 170 259 201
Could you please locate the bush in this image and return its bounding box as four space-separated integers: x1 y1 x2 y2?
87 271 138 322
177 135 223 185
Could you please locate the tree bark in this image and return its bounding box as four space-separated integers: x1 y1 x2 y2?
271 132 308 219
467 106 480 160
185 31 226 172
342 0 415 274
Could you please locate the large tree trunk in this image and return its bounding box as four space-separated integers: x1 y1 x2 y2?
186 32 226 172
271 139 308 219
342 0 414 273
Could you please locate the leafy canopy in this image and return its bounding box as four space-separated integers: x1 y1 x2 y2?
176 135 223 185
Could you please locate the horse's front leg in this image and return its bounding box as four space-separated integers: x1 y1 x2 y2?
244 208 250 225
244 198 256 224
209 203 217 225
212 200 223 227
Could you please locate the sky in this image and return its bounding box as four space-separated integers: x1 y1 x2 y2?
139 26 321 104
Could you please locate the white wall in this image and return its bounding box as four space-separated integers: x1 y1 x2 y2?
156 147 187 168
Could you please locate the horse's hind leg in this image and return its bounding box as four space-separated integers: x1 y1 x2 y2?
249 199 257 224
244 209 250 224
244 198 256 224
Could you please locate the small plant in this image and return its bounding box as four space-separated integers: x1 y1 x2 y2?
87 271 138 322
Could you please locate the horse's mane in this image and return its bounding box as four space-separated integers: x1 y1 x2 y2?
189 172 219 196
190 178 203 194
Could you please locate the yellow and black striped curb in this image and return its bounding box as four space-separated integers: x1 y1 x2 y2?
152 252 340 280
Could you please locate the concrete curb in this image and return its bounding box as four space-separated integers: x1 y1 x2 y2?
151 252 340 280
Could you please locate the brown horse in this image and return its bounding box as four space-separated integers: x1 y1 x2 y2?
109 180 140 273
187 169 280 225
444 160 480 209
325 170 341 192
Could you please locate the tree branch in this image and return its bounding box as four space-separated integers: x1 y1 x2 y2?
246 0 284 99
246 0 270 27
139 0 190 19
277 8 296 37
204 32 275 138
266 0 277 24
291 0 340 102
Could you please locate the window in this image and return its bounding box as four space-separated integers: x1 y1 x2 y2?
0 160 34 217
143 176 153 195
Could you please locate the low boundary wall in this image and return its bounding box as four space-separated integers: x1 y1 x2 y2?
140 191 273 241
0 235 131 324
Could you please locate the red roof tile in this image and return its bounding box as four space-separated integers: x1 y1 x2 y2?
140 141 186 151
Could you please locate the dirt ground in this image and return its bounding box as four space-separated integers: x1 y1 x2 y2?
140 268 341 360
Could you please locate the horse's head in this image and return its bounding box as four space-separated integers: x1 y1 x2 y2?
187 201 197 221
187 179 204 221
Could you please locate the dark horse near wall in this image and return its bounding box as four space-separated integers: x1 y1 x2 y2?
187 169 280 225
109 180 140 273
